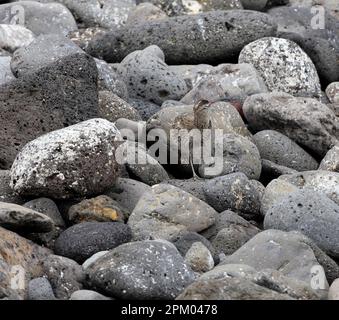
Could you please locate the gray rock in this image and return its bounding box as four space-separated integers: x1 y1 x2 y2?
184 242 214 273
98 91 141 122
319 145 339 172
119 45 188 104
328 279 339 300
43 255 85 299
105 178 152 213
253 130 318 171
126 2 167 24
261 159 298 181
0 36 99 169
69 26 106 52
87 239 196 299
198 133 262 180
181 63 268 106
128 98 161 121
326 82 339 104
82 251 109 270
0 202 53 233
54 222 132 263
70 290 111 300
0 1 77 36
239 37 321 97
264 190 339 258
202 173 264 220
166 178 206 202
240 0 268 10
0 56 14 85
28 277 56 300
261 170 339 215
10 119 121 199
85 10 277 65
0 170 24 204
128 184 216 241
243 92 339 156
0 24 34 53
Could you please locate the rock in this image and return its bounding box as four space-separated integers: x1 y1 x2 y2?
126 3 167 24
0 226 51 299
203 211 260 256
328 279 339 300
240 0 268 10
43 255 84 299
200 263 257 280
193 101 252 139
128 98 161 120
87 240 196 299
128 184 216 241
82 251 109 270
198 133 262 180
264 190 339 258
181 63 268 106
95 59 129 100
28 277 56 300
184 242 214 273
0 36 99 169
239 37 321 97
85 10 277 65
70 290 111 300
176 276 293 300
243 92 339 156
220 229 329 286
326 82 339 104
118 45 188 104
98 91 141 122
0 1 77 36
0 202 53 233
105 178 152 213
0 56 15 85
253 130 318 171
267 6 339 84
203 173 264 220
319 145 339 172
261 171 339 215
0 24 34 53
261 159 298 182
0 170 24 204
68 195 127 224
69 26 106 51
166 178 206 202
54 222 132 263
10 119 121 199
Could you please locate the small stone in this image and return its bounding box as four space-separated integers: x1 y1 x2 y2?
319 145 339 172
166 178 206 202
128 98 161 121
82 251 109 270
28 277 56 300
326 82 339 104
239 37 321 97
87 239 196 299
54 222 132 263
70 290 111 300
0 170 24 204
68 195 127 224
328 279 339 300
184 242 214 273
0 24 35 53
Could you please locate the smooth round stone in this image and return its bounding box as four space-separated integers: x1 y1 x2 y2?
82 251 109 270
184 242 214 273
70 290 111 300
326 82 339 104
28 277 56 300
54 222 132 263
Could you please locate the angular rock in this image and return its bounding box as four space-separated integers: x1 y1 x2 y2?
253 130 318 171
239 37 321 97
85 10 277 65
243 92 339 156
0 24 34 53
87 240 196 299
10 119 121 199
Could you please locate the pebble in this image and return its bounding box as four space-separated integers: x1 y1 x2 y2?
70 290 111 300
184 242 214 273
82 251 109 271
319 145 339 172
10 119 121 199
28 277 56 300
87 240 196 299
54 222 132 263
326 82 339 104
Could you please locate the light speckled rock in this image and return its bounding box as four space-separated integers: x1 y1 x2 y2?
70 290 111 300
87 240 196 299
119 45 188 104
128 184 216 241
326 82 339 104
0 1 77 36
0 24 34 53
319 145 339 172
203 173 264 220
253 130 318 172
243 92 339 156
261 170 339 215
85 10 277 65
0 56 14 85
184 242 214 273
239 37 321 97
328 279 339 300
0 202 53 233
10 119 121 199
181 63 268 106
265 190 339 258
28 277 56 300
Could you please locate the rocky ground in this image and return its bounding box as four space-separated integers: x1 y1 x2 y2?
0 0 339 301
